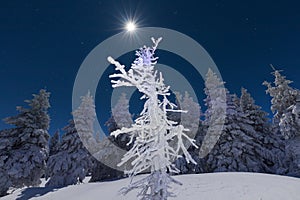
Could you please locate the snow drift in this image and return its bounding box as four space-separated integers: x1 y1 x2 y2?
3 172 300 200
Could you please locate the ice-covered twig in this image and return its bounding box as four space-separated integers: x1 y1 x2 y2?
151 37 162 52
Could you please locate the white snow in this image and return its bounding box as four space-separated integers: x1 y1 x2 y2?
3 172 300 200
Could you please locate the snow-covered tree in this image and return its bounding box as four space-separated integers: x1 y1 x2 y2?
278 93 300 140
281 98 300 177
0 89 50 196
107 37 197 200
175 91 201 140
264 69 300 176
173 91 203 173
206 93 267 172
263 69 298 129
0 129 15 197
5 89 50 130
49 130 60 156
91 93 133 182
73 91 97 154
90 135 127 182
112 93 134 129
202 73 281 173
200 68 226 158
46 92 96 187
240 88 286 174
46 120 93 187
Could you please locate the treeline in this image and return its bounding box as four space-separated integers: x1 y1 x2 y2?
1 68 300 197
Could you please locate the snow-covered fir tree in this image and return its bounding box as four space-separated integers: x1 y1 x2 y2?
284 91 300 178
46 92 96 187
112 92 134 129
49 130 60 156
73 91 97 154
240 87 286 174
173 91 203 174
264 69 300 177
206 92 264 172
280 95 300 139
46 120 93 187
107 37 197 200
203 71 278 173
263 69 298 132
278 92 300 140
0 89 50 196
175 91 201 140
90 135 127 182
200 68 226 158
91 93 133 182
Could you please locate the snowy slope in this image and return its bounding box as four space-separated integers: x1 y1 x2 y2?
3 173 300 200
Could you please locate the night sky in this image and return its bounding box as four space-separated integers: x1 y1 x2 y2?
1 0 300 135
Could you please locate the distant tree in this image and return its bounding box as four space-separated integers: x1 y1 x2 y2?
91 93 133 182
46 120 93 187
90 136 127 182
206 93 268 172
0 129 15 196
0 89 50 196
173 91 203 174
73 91 97 154
175 91 201 140
202 71 281 173
279 94 300 140
240 88 286 174
49 130 60 156
46 92 96 187
264 69 300 177
200 68 227 158
263 69 298 131
112 93 134 129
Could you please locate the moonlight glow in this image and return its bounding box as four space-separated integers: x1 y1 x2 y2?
125 21 136 32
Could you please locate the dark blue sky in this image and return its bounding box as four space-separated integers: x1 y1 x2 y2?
1 0 300 135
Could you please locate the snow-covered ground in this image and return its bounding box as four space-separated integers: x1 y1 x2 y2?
3 172 300 200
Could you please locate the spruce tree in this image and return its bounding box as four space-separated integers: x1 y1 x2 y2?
49 130 60 156
112 93 133 129
264 69 300 176
279 93 300 140
173 91 204 174
46 92 96 187
206 93 267 172
203 71 279 173
175 91 201 140
91 93 133 182
73 91 97 154
240 88 286 174
200 68 227 158
0 89 50 196
46 120 93 187
263 69 298 130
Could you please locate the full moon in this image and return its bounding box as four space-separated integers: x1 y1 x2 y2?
125 21 136 32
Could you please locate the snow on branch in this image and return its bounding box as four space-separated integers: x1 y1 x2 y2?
108 37 197 200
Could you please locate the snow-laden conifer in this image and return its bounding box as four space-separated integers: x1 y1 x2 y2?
108 37 197 200
49 130 60 156
46 92 96 187
91 93 133 182
264 69 300 176
263 69 298 130
200 68 226 158
240 88 286 174
0 89 50 196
